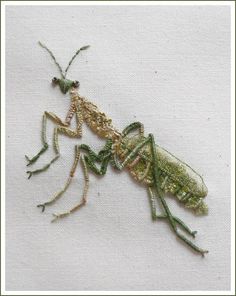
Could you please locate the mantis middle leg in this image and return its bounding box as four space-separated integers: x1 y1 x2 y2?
37 145 81 212
36 144 89 222
51 154 89 223
38 140 113 221
80 140 113 175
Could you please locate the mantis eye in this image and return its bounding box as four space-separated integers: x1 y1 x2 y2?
52 77 59 84
73 80 80 88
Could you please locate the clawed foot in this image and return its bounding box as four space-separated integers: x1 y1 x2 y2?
191 230 197 238
51 213 59 223
25 155 38 166
26 171 33 179
200 250 209 257
37 206 69 222
51 212 69 223
37 204 46 212
25 144 48 166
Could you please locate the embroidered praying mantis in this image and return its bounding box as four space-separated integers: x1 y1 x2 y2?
26 42 209 256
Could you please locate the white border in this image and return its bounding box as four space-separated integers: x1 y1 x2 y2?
1 1 235 295
1 1 6 295
0 0 235 5
230 2 235 295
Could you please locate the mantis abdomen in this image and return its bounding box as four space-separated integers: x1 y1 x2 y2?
117 134 208 215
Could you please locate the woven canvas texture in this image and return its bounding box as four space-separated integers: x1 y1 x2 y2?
5 5 231 291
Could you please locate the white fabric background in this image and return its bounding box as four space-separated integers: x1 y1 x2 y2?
5 5 231 291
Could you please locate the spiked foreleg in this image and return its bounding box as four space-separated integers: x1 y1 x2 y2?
26 118 83 178
149 133 208 256
25 111 69 166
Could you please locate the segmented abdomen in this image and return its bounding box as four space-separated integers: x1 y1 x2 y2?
116 135 208 215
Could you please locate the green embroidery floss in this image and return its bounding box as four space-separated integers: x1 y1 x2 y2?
26 42 208 256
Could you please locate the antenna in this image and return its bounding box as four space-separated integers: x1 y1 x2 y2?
38 41 65 78
64 45 90 77
38 42 90 78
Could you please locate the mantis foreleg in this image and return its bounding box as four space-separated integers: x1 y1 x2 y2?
26 109 83 178
25 111 69 166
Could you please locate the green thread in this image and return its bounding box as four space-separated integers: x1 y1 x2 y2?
39 41 65 78
39 41 90 79
64 45 90 77
26 45 208 256
149 134 208 256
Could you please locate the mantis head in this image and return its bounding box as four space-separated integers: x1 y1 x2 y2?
52 77 80 94
38 41 90 94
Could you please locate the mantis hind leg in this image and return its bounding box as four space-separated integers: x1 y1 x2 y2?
149 133 208 256
121 121 144 137
148 187 197 238
111 121 147 170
